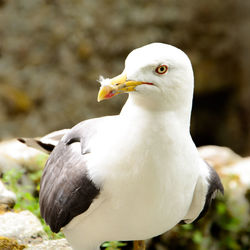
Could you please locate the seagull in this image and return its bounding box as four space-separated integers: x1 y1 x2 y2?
22 43 224 250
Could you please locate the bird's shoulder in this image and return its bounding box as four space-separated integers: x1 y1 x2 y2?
39 116 115 233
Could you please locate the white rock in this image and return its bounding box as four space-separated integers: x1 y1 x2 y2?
0 154 22 174
0 139 48 172
220 157 250 227
0 210 47 243
221 157 250 186
27 239 72 250
198 145 242 169
0 180 16 206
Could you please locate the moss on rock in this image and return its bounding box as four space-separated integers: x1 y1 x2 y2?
0 236 26 250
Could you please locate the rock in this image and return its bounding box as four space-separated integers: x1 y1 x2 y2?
0 139 48 195
27 239 72 250
0 180 16 207
221 157 250 186
0 210 47 245
0 153 22 175
198 145 242 169
0 139 48 172
220 157 250 227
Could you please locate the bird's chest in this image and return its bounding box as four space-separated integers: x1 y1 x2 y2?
103 139 196 229
103 151 196 239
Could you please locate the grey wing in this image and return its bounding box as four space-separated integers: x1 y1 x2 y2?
183 162 224 224
39 117 110 233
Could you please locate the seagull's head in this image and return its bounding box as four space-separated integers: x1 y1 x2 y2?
98 43 194 112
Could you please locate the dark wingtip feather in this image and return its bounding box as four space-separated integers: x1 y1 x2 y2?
36 140 55 153
17 138 26 143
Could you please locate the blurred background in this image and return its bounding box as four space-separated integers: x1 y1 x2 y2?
0 0 250 155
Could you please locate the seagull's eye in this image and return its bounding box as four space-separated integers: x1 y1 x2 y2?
155 65 168 75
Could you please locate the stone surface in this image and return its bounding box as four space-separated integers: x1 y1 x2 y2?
0 180 16 207
0 139 48 172
220 157 250 227
0 139 47 195
27 239 72 250
221 157 250 186
198 145 242 169
0 210 47 244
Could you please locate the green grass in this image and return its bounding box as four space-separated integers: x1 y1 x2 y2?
102 241 127 250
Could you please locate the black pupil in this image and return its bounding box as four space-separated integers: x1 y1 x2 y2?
160 67 165 72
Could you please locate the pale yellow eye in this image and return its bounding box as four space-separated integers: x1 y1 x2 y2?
155 65 168 74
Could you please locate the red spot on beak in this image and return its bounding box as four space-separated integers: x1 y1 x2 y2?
105 91 115 99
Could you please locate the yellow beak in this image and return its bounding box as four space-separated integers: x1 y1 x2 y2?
97 73 152 102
